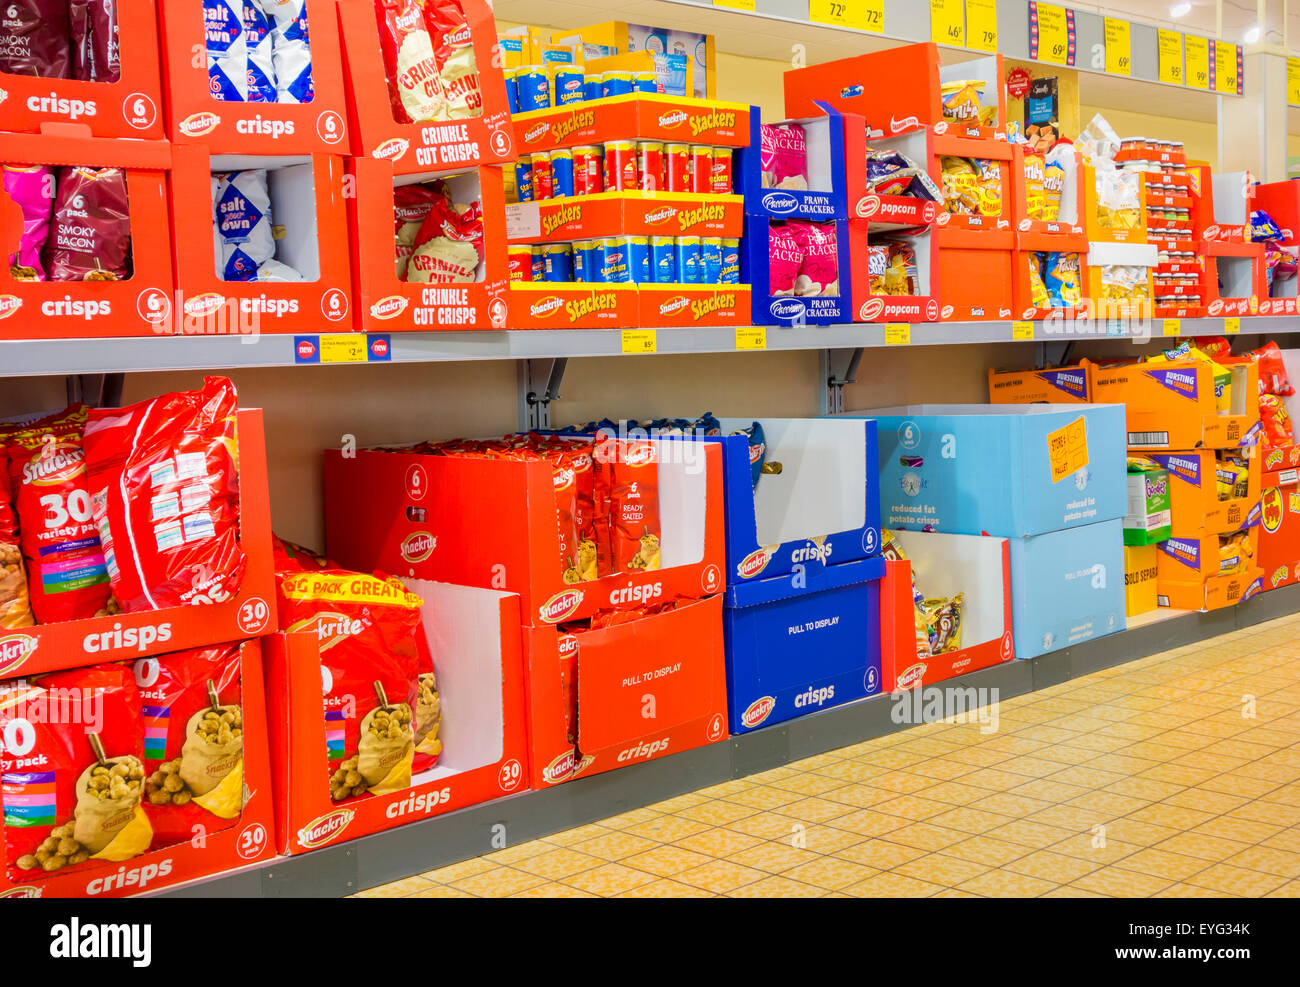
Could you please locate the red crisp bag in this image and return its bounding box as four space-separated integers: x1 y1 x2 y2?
276 569 422 801
374 0 446 124
1250 341 1295 396
0 445 35 629
556 436 599 581
1259 394 1295 450
132 643 243 849
598 436 661 576
82 376 245 613
1 663 149 881
412 636 442 775
424 0 481 119
6 406 114 623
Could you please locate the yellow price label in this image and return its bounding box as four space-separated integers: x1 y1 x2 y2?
965 0 997 52
736 326 767 350
1162 318 1181 336
1225 316 1241 334
1011 321 1034 340
1104 18 1131 77
713 0 756 8
1157 30 1183 86
621 329 657 354
1032 3 1072 66
884 323 910 345
1047 416 1089 484
1289 57 1300 105
931 0 964 47
319 334 369 364
1185 35 1210 90
810 0 885 32
1214 41 1238 94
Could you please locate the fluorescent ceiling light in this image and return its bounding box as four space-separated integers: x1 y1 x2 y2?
1244 25 1261 42
1169 2 1191 16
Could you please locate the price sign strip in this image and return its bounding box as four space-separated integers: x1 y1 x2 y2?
1028 2 1075 67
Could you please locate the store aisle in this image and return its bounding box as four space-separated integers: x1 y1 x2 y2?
359 614 1300 899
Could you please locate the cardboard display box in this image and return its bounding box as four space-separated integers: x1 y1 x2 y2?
513 94 748 156
525 594 727 786
1140 450 1261 537
1124 543 1158 617
1258 467 1300 591
0 125 173 339
264 580 529 854
864 403 1128 539
323 438 725 627
170 147 353 334
724 556 884 734
0 409 275 679
878 531 1014 692
988 363 1092 404
0 639 277 898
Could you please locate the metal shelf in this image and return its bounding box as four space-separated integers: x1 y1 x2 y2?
154 581 1300 899
5 317 1295 377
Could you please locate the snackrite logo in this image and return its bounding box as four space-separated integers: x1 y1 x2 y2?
530 295 565 319
736 547 774 579
401 531 437 563
540 589 584 623
0 294 21 319
370 295 408 319
297 809 355 849
895 662 927 691
659 295 691 317
658 110 688 128
182 292 225 318
179 111 221 136
372 138 410 161
644 207 676 225
542 750 576 784
741 696 776 728
857 194 881 218
0 633 36 676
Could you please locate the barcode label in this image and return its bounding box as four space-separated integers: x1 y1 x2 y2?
1128 431 1170 447
1157 595 1169 607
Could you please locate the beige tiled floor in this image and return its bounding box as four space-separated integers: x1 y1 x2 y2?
357 613 1300 898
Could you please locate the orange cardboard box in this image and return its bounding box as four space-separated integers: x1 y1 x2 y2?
337 0 516 174
1157 528 1259 583
348 158 509 330
322 440 726 627
1263 444 1300 475
0 409 276 680
0 639 278 899
1157 566 1263 611
988 362 1093 403
505 192 743 244
157 0 350 153
1084 164 1148 244
637 285 751 327
1090 357 1260 452
0 0 163 139
784 43 1006 143
936 225 1014 321
264 581 529 855
513 95 749 155
523 596 728 788
1012 234 1089 321
1191 164 1251 243
0 125 173 339
170 146 353 334
507 282 638 328
1258 467 1300 590
1139 449 1262 536
932 134 1013 234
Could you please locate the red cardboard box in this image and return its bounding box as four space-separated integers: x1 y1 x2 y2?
1012 233 1089 321
878 533 1014 692
523 595 728 788
264 580 528 855
936 225 1015 321
513 95 749 155
170 146 354 334
337 0 515 174
0 638 278 899
932 134 1014 234
636 285 751 327
0 0 163 139
784 43 1006 143
1191 164 1251 244
349 158 508 330
157 0 350 153
1200 239 1264 318
505 192 743 244
506 282 638 328
1259 466 1300 590
0 409 275 679
322 440 726 627
0 125 174 339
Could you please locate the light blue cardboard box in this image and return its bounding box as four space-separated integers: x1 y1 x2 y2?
724 556 884 733
859 404 1128 539
1008 518 1127 659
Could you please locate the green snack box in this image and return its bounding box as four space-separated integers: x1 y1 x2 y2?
1124 464 1172 546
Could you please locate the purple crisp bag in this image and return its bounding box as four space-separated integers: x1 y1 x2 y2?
3 165 54 281
0 0 71 78
760 123 808 190
90 0 121 83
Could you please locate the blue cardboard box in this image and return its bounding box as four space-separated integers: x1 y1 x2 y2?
736 103 847 220
724 555 884 733
1008 518 1127 659
743 215 852 326
862 403 1128 538
714 416 880 582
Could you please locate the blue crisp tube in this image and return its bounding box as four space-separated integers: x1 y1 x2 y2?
626 236 650 283
720 238 741 284
675 236 702 285
544 244 574 282
650 236 676 283
701 237 723 283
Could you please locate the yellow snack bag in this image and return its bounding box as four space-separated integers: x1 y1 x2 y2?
940 80 988 124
